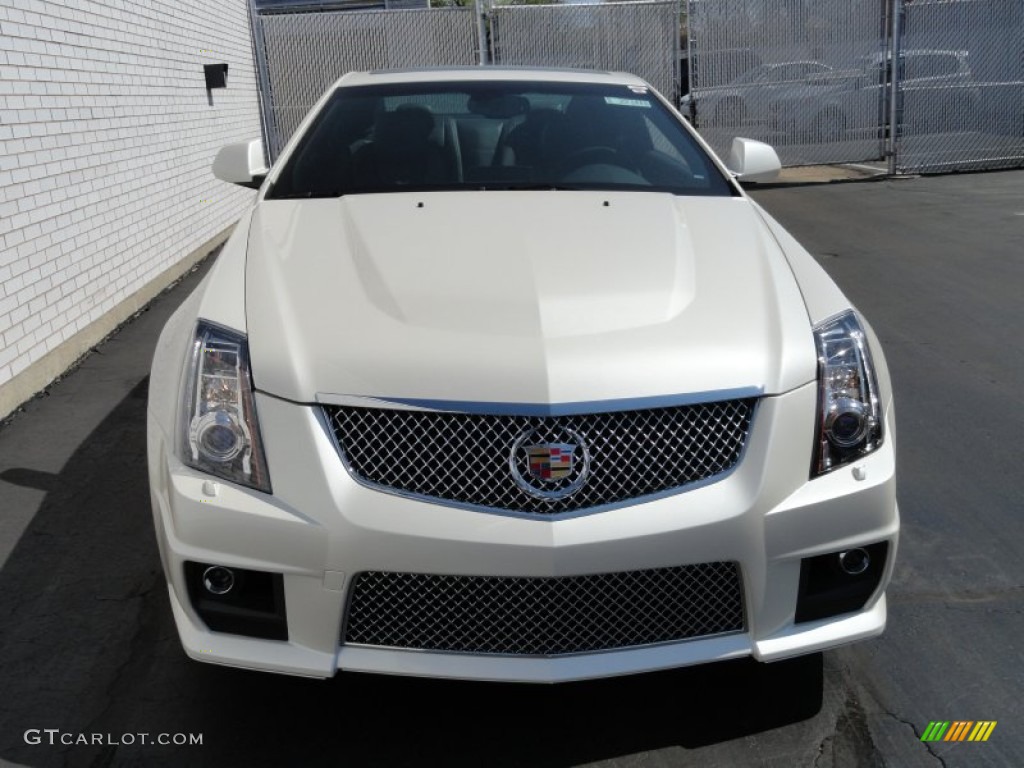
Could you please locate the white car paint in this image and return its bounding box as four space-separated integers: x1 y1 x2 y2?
148 68 898 680
244 193 815 405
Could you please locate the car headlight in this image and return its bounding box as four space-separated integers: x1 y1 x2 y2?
180 320 271 492
812 310 883 476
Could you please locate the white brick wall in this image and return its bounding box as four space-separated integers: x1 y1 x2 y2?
0 0 261 387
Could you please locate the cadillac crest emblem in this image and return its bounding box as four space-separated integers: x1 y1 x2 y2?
509 427 591 500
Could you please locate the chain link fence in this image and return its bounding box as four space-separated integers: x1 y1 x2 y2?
251 0 682 160
686 0 1024 173
490 1 680 103
255 6 480 156
249 0 1023 174
685 0 889 167
894 0 1024 173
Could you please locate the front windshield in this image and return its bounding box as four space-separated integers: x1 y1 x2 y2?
267 80 735 199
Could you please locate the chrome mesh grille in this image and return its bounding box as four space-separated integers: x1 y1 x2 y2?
324 399 755 515
343 563 744 655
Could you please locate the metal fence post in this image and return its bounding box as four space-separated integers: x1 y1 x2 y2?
887 0 903 176
685 0 695 124
673 1 682 105
477 0 490 66
248 0 281 163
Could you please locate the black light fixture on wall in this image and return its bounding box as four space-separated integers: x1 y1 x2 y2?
204 63 229 90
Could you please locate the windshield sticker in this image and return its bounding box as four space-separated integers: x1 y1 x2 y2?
628 85 649 94
605 96 652 108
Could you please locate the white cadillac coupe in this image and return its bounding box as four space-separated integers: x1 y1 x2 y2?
147 68 898 680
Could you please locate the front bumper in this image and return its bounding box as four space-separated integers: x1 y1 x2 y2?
147 381 898 681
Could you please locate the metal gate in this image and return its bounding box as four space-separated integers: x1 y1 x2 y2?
490 2 680 105
893 0 1024 173
251 3 481 158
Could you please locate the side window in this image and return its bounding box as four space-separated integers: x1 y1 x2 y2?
934 55 959 77
905 55 957 80
776 65 801 83
801 63 827 80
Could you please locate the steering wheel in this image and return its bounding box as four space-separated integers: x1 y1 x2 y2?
557 146 625 175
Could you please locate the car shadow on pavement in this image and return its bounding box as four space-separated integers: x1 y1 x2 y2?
0 379 822 768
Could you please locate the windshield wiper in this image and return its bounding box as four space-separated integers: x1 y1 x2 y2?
268 183 611 198
266 190 345 200
475 182 589 191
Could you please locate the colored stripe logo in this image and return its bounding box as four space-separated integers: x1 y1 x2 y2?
921 721 997 742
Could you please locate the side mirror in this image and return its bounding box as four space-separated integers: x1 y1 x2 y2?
725 137 782 182
212 139 269 189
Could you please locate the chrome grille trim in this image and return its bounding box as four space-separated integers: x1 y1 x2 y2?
342 563 745 656
323 398 756 516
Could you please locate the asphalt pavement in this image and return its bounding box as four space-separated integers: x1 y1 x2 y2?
0 171 1021 767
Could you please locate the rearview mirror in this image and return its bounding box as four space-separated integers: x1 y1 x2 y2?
212 139 268 189
725 138 782 183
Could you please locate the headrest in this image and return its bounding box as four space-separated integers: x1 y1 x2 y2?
375 105 436 148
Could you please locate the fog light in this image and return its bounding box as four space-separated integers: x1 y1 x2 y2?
202 565 235 595
185 561 288 641
838 548 870 575
795 542 888 623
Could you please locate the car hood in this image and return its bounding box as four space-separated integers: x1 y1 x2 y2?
245 191 816 406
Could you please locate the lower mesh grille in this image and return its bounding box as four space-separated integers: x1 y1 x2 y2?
343 563 744 656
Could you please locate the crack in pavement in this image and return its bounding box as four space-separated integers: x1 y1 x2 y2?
94 582 158 603
813 731 835 768
878 711 947 768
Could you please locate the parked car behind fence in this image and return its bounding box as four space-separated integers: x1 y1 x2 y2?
766 49 979 143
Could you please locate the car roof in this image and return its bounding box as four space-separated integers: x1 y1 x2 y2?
336 67 649 89
861 48 969 63
765 61 830 68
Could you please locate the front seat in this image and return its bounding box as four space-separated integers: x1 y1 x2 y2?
353 105 452 188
